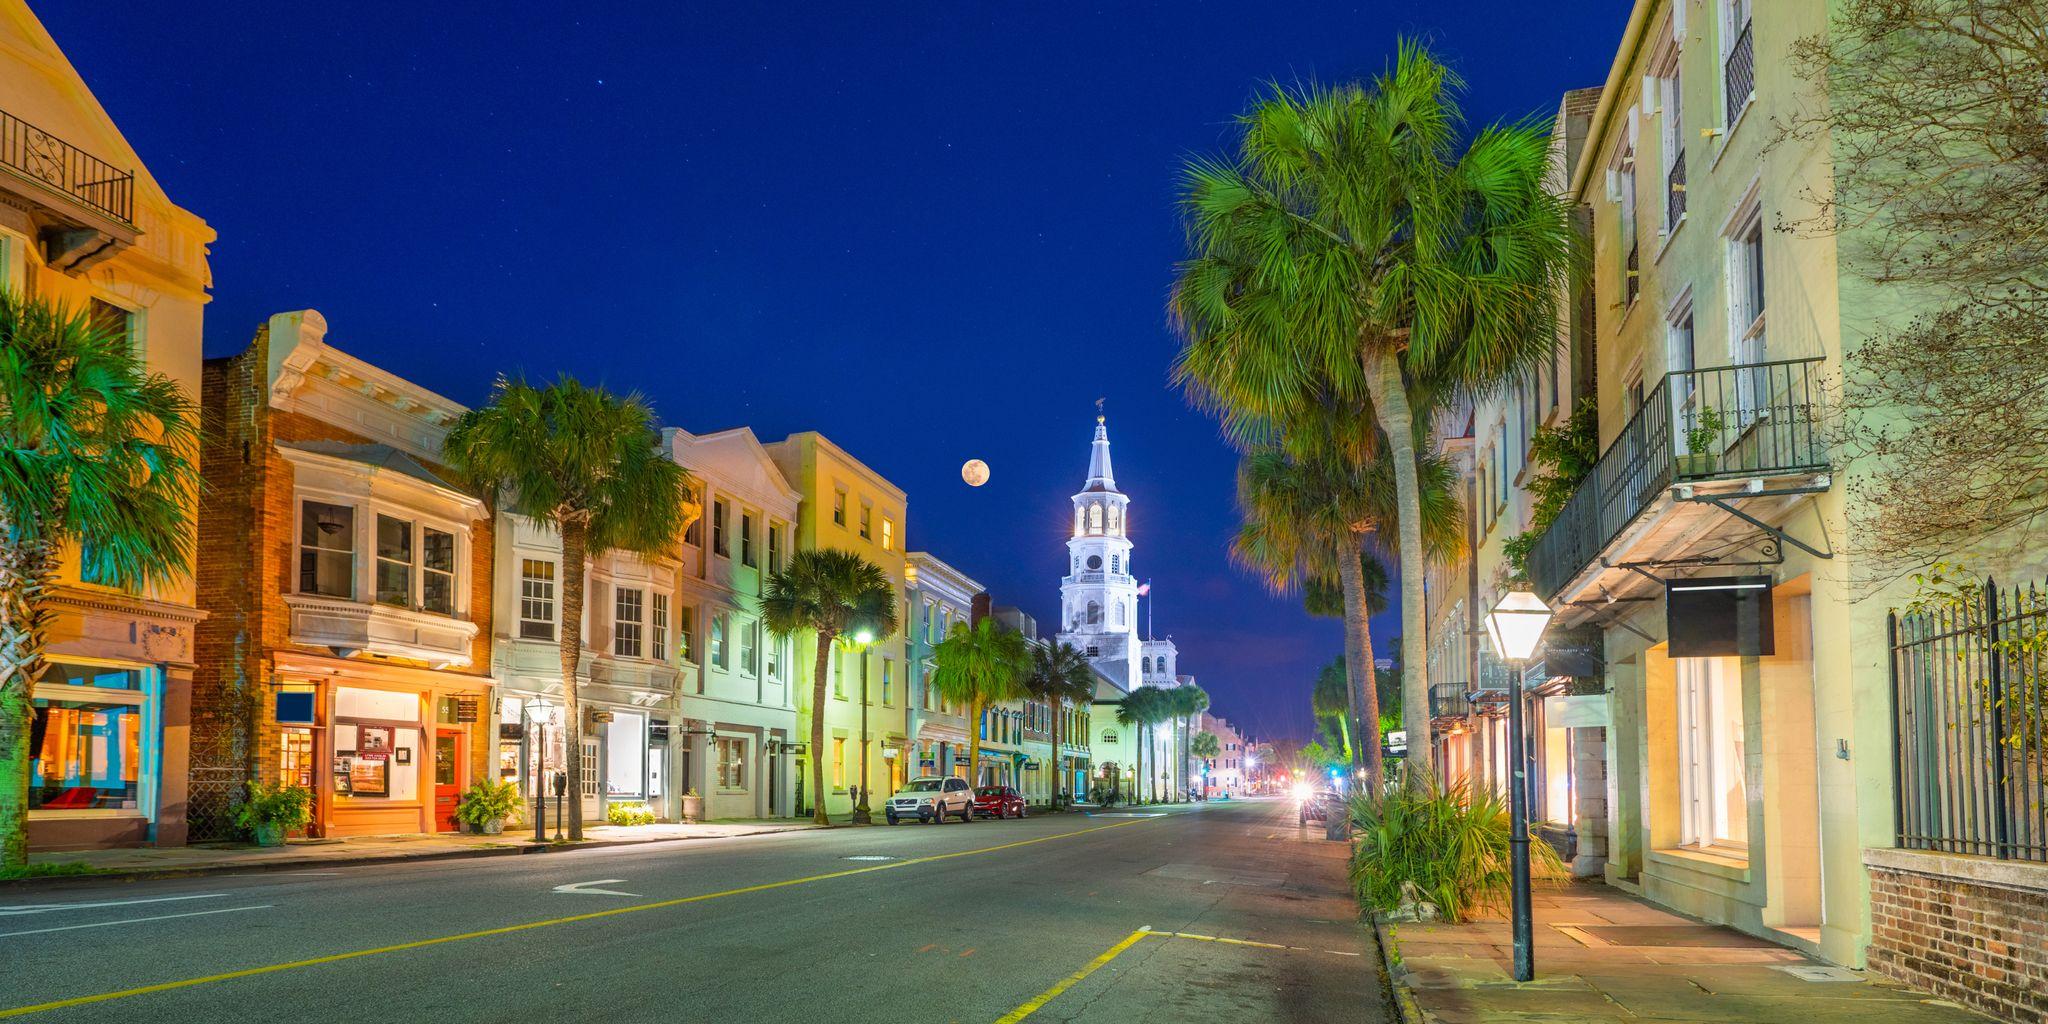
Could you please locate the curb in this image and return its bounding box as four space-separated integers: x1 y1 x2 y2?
1375 921 1434 1024
2 825 818 890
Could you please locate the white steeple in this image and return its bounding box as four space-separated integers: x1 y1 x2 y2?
1058 412 1142 691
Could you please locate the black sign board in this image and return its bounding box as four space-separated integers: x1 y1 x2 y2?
1541 625 1605 678
1667 575 1776 658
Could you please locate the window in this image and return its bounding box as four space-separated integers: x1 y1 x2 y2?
880 517 894 552
88 298 136 353
280 727 314 788
765 631 782 681
1657 49 1686 230
606 710 647 800
1676 656 1748 852
519 559 557 640
1730 207 1766 362
715 736 747 790
299 501 356 598
881 658 893 705
652 593 669 662
1616 148 1640 306
710 613 729 669
29 663 153 812
1088 505 1103 533
1722 0 1754 123
740 512 756 566
421 528 455 615
859 503 872 540
680 605 698 664
834 651 845 698
1110 555 1120 575
1086 601 1101 625
833 489 847 526
833 736 847 789
614 587 644 658
768 521 784 574
684 483 704 547
1114 601 1125 626
374 515 413 607
712 499 729 557
740 618 758 676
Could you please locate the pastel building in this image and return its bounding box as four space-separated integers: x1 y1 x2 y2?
905 551 981 782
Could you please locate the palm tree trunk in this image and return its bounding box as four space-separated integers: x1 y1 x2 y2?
0 538 55 870
1048 700 1061 809
1364 346 1433 785
809 630 835 825
1337 543 1384 792
967 696 983 788
558 520 589 840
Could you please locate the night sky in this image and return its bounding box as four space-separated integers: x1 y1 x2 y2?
42 3 1614 740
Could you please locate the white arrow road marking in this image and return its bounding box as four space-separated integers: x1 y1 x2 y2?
552 879 640 897
0 893 227 917
0 905 272 939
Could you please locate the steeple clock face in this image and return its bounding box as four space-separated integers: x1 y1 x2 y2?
1086 555 1103 571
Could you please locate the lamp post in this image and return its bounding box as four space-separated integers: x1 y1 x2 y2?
850 630 877 825
1484 590 1553 984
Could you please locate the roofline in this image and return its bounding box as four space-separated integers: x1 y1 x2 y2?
905 551 986 597
664 425 805 506
1567 0 1658 205
772 431 909 504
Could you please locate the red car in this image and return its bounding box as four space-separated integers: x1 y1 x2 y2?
972 785 1026 819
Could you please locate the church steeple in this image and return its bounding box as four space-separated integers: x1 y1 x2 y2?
1085 415 1117 493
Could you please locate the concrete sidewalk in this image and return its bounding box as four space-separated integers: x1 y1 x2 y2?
1382 881 1994 1024
16 818 823 884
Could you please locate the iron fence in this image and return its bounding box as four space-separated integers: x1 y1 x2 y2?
1890 579 2048 863
1624 241 1640 306
0 107 134 223
1724 20 1755 124
1526 358 1828 598
1428 684 1471 720
1667 148 1686 226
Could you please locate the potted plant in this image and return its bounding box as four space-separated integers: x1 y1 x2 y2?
681 788 704 824
235 780 313 847
1678 406 1725 477
455 779 522 835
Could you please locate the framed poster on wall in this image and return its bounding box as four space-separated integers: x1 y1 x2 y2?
349 754 389 797
333 752 355 795
358 725 394 755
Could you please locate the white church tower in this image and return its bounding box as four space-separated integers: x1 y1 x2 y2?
1058 414 1143 692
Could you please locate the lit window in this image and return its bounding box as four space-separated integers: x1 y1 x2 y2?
614 588 644 658
519 559 556 640
1676 656 1748 853
28 662 151 812
881 518 894 551
833 736 847 788
299 501 356 598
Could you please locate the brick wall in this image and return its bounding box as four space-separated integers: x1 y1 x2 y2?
1866 850 2048 1023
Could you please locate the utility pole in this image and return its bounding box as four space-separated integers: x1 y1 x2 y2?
853 648 873 825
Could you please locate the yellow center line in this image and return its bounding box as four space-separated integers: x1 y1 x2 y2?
994 927 1155 1024
0 817 1157 1020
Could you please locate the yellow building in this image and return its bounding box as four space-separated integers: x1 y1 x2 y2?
2 0 214 849
765 432 911 819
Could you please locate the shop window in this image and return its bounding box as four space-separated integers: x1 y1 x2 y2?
330 686 420 802
614 588 644 658
519 559 557 640
715 736 747 791
581 739 600 798
710 613 729 669
280 727 314 789
375 515 413 607
740 512 756 566
607 710 647 800
29 663 153 812
1677 656 1749 853
739 619 757 676
299 500 356 598
712 499 729 557
652 593 669 663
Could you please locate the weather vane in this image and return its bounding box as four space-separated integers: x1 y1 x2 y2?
1095 397 1105 422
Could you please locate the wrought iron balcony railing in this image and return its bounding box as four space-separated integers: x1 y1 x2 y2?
1428 684 1471 721
1724 20 1755 124
0 107 134 224
1625 241 1641 305
1667 148 1686 226
1526 357 1829 599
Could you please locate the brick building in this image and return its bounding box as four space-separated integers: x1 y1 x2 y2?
191 310 493 839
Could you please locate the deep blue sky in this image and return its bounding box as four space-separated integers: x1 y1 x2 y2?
44 2 1613 740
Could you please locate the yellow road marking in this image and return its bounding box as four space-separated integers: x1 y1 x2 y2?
994 927 1154 1024
0 818 1155 1020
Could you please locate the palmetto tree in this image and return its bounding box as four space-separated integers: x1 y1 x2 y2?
1191 730 1222 794
1173 45 1577 781
927 617 1030 792
1169 685 1209 801
1115 686 1165 804
1232 438 1463 788
443 376 693 841
1026 641 1096 808
760 548 896 826
1311 656 1355 761
0 292 200 869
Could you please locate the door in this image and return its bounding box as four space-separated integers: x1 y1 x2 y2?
433 728 463 832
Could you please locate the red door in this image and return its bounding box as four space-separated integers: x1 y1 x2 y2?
434 729 463 832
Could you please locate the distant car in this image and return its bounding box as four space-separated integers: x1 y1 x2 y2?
886 777 974 825
1299 789 1343 826
972 785 1026 819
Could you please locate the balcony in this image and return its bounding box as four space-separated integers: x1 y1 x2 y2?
284 593 478 668
1666 148 1686 226
1428 684 1471 722
0 107 137 273
1526 358 1829 601
1724 20 1755 124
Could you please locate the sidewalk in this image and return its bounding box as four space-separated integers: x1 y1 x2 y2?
1382 881 1994 1024
15 819 822 885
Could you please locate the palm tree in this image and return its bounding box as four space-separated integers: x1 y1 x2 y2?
1311 656 1355 762
927 617 1030 791
443 376 693 840
1191 730 1222 794
1170 685 1209 801
760 548 896 825
1173 44 1578 781
1231 439 1463 787
0 292 201 869
1115 686 1164 804
1026 641 1096 808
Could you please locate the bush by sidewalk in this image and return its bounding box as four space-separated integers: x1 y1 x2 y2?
1348 780 1563 923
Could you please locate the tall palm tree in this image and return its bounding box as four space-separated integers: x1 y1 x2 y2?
0 292 200 870
760 548 896 825
927 617 1030 791
1170 685 1210 801
1231 438 1463 787
1191 730 1222 794
443 376 693 840
1115 686 1164 804
1311 656 1355 762
1173 44 1578 781
1026 641 1095 808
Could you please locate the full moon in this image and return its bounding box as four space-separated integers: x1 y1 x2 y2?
961 459 990 487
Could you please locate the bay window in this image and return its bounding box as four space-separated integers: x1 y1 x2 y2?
375 515 413 606
421 528 455 614
299 501 356 598
614 587 644 658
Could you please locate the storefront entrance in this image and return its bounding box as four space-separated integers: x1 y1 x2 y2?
433 728 464 832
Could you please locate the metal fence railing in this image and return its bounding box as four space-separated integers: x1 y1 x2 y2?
1428 684 1471 721
0 106 134 223
1724 20 1755 124
1667 148 1687 226
1890 578 2048 863
1527 357 1828 598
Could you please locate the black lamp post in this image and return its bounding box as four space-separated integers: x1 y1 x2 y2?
850 630 877 825
1484 590 1553 983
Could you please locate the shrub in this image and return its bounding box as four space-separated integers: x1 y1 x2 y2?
455 779 523 828
1347 779 1564 923
234 780 313 834
606 801 656 826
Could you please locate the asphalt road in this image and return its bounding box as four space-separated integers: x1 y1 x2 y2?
0 797 1391 1023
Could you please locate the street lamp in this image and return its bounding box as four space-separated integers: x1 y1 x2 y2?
1484 589 1553 984
850 629 877 825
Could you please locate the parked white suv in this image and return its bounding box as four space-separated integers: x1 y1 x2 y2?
886 777 973 825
